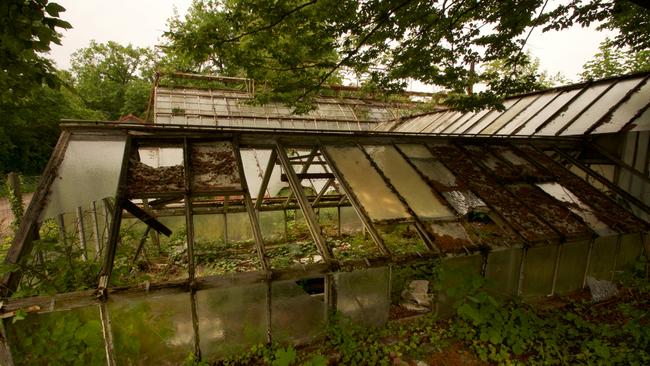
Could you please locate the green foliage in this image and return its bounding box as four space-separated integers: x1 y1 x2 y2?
0 0 71 103
581 38 650 80
163 0 647 111
69 40 156 119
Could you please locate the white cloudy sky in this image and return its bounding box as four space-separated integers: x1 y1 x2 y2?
48 0 613 86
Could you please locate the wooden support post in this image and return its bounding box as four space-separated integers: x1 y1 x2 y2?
98 136 131 293
611 235 622 281
282 147 318 208
2 132 71 296
102 198 112 245
256 149 277 210
266 280 272 344
276 143 333 261
190 291 201 360
142 198 161 254
56 213 66 244
76 206 88 261
130 226 151 271
183 138 197 283
223 196 229 245
337 206 341 237
319 145 390 257
517 247 527 297
583 239 595 288
99 303 117 366
234 143 270 271
283 209 288 241
91 201 102 259
6 172 22 226
0 320 14 366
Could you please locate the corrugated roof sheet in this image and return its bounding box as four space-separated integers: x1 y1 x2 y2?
381 72 650 136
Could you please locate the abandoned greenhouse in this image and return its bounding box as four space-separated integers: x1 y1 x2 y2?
0 72 649 365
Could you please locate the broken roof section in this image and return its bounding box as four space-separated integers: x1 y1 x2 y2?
151 72 424 130
379 72 650 136
3 122 649 299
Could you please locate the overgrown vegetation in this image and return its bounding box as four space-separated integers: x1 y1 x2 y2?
210 258 650 366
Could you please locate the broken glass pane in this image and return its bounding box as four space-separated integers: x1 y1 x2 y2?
335 267 390 327
271 277 326 344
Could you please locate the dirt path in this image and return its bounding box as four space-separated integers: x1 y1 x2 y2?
0 193 33 236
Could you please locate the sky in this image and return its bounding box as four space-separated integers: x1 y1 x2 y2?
48 0 613 87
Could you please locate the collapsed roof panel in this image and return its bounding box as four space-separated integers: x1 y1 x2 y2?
385 72 650 136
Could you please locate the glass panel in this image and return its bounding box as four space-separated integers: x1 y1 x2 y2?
335 267 390 327
515 89 581 135
364 145 454 220
430 111 463 133
485 248 523 297
108 292 194 364
427 221 476 254
536 182 616 236
615 233 643 275
494 91 561 135
481 95 540 135
191 142 241 192
271 277 326 344
325 146 410 222
396 143 433 159
416 112 448 133
521 245 556 298
6 305 107 365
436 255 483 316
449 109 491 134
555 240 590 294
398 115 433 132
563 78 645 135
465 99 518 134
396 144 458 189
128 147 185 195
587 235 618 280
439 111 476 133
537 83 611 135
196 284 268 359
630 104 650 131
43 137 126 219
441 190 487 216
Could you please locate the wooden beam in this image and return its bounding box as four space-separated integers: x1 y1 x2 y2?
256 149 277 210
183 138 197 283
122 200 172 236
276 143 334 261
1 131 72 297
234 142 270 271
280 173 334 182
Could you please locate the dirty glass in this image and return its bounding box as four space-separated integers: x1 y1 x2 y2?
439 111 475 134
364 145 454 220
515 89 581 135
537 83 611 136
630 102 650 132
436 254 483 317
536 182 616 236
555 240 590 294
563 78 646 135
43 137 126 219
335 267 390 326
271 277 327 344
615 233 643 275
480 95 540 135
6 305 107 365
521 245 557 298
398 115 434 132
427 221 475 254
485 248 523 297
498 92 560 135
128 147 184 196
587 235 618 281
396 144 458 188
414 112 447 133
465 100 518 134
190 142 242 192
429 112 463 133
441 191 486 216
449 109 491 134
324 146 410 222
108 292 194 365
196 284 268 359
339 206 364 234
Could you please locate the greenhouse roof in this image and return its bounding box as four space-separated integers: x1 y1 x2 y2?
378 72 650 136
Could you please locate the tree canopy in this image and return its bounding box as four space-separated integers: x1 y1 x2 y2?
69 41 156 120
0 0 71 103
163 0 650 111
580 38 650 80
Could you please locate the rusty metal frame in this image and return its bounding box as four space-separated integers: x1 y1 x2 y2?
275 143 333 262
